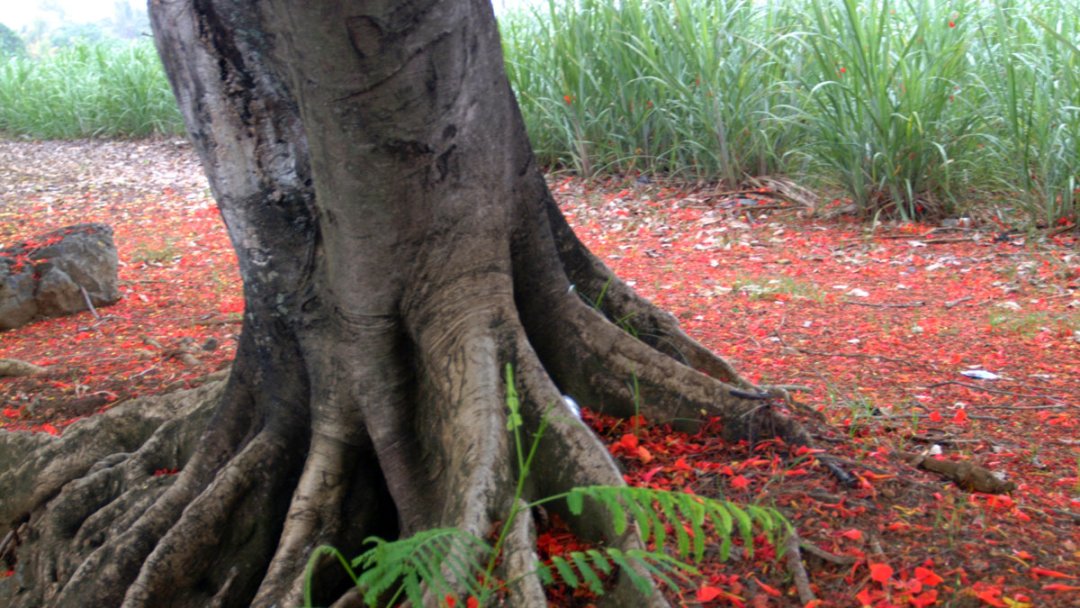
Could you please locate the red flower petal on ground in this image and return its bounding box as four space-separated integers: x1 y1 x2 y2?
672 456 693 471
856 586 877 606
697 584 723 602
869 562 893 584
972 582 1007 607
1030 567 1076 579
839 528 863 541
730 474 751 490
1043 583 1080 592
636 445 653 463
915 566 943 586
910 589 938 607
753 577 781 597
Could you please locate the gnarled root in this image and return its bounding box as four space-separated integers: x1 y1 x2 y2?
546 194 808 401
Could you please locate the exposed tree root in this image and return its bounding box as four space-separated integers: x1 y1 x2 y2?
547 197 809 401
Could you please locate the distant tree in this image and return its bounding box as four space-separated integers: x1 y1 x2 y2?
47 23 107 47
0 24 25 58
108 0 150 40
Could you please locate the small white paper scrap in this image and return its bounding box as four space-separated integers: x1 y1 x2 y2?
960 369 1000 380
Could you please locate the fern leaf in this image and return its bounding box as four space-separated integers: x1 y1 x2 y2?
727 502 755 557
551 555 581 589
400 572 424 606
570 551 606 595
349 528 489 607
608 495 628 535
706 501 735 561
747 504 779 546
536 562 554 586
302 545 358 608
566 487 585 516
585 549 613 575
605 549 654 595
561 486 789 570
686 496 707 562
626 549 698 590
656 492 691 559
623 491 655 546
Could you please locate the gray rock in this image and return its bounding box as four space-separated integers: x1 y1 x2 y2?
0 262 38 330
0 223 121 330
36 267 84 316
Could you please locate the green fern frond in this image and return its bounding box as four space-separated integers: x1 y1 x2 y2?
606 547 698 594
564 486 788 562
550 555 581 588
537 547 697 598
303 545 359 608
571 552 606 595
585 548 613 575
348 528 491 607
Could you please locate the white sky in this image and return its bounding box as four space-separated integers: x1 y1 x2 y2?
1 0 118 30
1 0 539 32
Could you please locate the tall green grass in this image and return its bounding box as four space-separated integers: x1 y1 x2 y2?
503 0 802 182
972 1 1080 226
501 0 1080 226
790 0 979 219
0 39 183 139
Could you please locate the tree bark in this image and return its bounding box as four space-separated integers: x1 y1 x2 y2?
0 1 810 606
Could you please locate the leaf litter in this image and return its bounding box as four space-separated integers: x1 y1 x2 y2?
1 142 1078 606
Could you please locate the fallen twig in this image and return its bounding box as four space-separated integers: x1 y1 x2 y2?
975 404 1067 411
877 412 1002 422
924 380 1067 403
1050 508 1080 524
785 532 817 605
922 236 976 244
794 346 936 371
901 451 1017 494
842 299 926 308
909 433 1018 447
944 296 973 309
798 540 859 566
818 456 859 487
190 313 243 326
78 284 101 320
140 335 165 349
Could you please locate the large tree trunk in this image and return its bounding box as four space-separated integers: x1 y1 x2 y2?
0 1 810 606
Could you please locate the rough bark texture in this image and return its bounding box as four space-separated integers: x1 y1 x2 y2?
0 1 810 606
